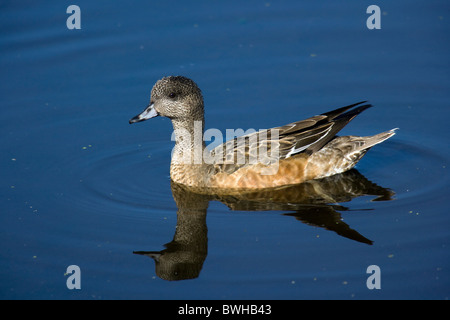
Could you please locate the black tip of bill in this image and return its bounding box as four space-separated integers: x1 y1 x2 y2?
129 115 143 124
129 104 158 124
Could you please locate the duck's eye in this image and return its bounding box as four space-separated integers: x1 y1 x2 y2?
168 92 177 99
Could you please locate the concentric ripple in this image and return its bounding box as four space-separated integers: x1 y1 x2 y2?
62 140 177 221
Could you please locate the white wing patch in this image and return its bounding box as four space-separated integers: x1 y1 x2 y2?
285 125 333 158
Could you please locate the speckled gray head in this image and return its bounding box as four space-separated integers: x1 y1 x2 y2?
129 76 204 124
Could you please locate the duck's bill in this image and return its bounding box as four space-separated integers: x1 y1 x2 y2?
129 103 159 124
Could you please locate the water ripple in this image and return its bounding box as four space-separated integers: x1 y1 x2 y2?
64 140 176 221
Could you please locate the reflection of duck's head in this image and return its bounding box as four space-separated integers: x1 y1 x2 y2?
134 244 206 281
134 215 208 281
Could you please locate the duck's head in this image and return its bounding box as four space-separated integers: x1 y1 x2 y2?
129 76 204 124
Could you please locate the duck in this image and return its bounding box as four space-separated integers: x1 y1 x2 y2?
130 76 396 190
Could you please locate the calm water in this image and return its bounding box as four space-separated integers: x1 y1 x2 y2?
1 1 449 299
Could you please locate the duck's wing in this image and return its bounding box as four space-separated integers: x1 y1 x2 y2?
209 101 372 174
278 101 372 156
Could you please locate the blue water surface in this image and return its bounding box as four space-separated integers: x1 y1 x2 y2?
1 0 449 299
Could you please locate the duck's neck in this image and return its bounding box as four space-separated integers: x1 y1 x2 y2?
169 117 212 186
171 117 207 165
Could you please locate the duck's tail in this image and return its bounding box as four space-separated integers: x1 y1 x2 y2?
359 128 398 151
306 128 398 180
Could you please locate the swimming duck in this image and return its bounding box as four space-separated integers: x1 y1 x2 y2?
130 76 396 189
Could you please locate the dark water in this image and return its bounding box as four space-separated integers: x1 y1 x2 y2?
1 1 449 299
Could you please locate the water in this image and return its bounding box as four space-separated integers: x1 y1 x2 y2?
1 0 449 299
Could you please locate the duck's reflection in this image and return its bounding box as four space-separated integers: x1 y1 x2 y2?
134 189 208 281
133 169 394 281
